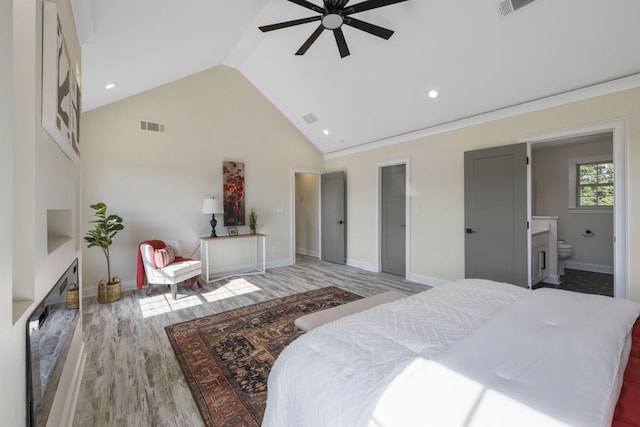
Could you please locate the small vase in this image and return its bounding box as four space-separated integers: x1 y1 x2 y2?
249 229 256 235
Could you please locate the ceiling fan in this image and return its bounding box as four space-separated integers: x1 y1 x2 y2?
259 0 408 58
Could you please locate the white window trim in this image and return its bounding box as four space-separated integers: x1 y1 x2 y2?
568 154 613 214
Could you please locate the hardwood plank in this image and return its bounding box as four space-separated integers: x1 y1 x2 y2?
73 255 430 426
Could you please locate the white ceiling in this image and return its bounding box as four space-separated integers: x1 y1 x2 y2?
73 0 640 155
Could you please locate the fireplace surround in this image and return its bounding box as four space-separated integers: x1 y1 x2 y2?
26 258 79 427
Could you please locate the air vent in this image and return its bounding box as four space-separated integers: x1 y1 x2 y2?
497 0 536 16
302 113 318 124
139 120 167 134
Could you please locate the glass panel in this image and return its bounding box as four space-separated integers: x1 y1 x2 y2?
576 162 614 208
579 186 598 206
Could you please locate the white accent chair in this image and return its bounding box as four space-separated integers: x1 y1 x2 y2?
139 242 202 300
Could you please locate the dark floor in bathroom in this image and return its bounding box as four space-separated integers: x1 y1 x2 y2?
539 268 614 297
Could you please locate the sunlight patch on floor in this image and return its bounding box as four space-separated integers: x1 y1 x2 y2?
202 278 261 302
139 294 202 318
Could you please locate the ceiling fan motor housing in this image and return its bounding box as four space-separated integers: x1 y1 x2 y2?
322 12 344 29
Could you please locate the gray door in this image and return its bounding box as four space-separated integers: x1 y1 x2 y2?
321 171 346 264
464 144 528 287
381 164 406 276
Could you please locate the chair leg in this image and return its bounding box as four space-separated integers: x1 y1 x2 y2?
145 283 154 296
170 284 177 300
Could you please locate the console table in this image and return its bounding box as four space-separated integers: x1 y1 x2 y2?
200 233 266 283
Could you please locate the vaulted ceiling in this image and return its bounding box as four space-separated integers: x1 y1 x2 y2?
72 0 640 155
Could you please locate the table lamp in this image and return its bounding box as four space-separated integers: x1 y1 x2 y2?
202 197 223 237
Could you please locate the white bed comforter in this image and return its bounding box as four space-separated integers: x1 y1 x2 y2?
262 280 640 427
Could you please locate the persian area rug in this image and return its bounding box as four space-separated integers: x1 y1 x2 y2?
165 286 362 427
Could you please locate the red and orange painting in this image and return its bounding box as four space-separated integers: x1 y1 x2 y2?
222 161 245 227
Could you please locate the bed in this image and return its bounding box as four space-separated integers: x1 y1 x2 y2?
262 279 640 427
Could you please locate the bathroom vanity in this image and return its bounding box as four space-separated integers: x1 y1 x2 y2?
531 216 560 286
531 229 549 285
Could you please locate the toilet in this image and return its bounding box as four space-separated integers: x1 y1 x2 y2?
557 240 574 275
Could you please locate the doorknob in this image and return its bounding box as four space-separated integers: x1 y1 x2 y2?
465 228 477 234
337 220 344 224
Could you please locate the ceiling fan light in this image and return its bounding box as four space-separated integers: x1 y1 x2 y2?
322 13 344 29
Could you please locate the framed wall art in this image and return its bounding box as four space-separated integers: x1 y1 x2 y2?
222 161 245 226
42 1 80 162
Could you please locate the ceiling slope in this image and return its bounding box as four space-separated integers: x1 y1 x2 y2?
75 0 640 155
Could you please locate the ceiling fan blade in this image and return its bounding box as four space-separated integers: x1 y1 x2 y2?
296 25 325 55
288 0 325 14
333 28 350 58
345 0 408 15
324 0 350 8
344 17 393 39
259 16 321 32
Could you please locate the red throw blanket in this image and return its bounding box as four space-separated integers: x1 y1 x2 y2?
136 240 196 289
613 317 640 426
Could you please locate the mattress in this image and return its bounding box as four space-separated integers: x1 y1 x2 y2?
262 279 640 427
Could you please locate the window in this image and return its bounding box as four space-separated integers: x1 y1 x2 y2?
567 155 614 213
576 161 614 207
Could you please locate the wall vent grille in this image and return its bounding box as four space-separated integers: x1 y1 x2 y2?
302 113 318 124
497 0 536 16
140 120 167 134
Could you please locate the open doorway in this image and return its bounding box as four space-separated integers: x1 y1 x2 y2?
530 133 614 296
293 172 321 263
523 119 628 299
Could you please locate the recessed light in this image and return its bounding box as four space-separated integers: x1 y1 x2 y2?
323 129 330 135
427 89 439 99
104 82 117 90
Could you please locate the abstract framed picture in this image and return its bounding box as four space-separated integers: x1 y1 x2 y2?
42 1 80 162
227 227 238 237
222 161 245 226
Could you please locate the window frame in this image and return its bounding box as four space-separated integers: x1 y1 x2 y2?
567 155 614 214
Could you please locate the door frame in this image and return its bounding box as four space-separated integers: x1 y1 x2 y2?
290 169 323 265
376 158 411 279
520 118 628 299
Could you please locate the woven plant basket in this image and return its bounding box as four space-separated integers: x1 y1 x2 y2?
98 277 121 303
66 289 79 309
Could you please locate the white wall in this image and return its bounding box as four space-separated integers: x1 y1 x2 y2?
1 0 83 426
325 87 640 302
0 0 18 425
295 173 320 257
81 66 325 293
533 138 614 271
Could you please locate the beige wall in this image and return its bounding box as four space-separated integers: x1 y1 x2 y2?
2 0 83 425
533 139 614 270
326 87 640 302
295 173 320 257
81 66 325 292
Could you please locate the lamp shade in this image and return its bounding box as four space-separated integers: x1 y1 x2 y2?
202 197 222 214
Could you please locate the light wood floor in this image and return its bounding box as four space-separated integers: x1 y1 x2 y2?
73 255 430 427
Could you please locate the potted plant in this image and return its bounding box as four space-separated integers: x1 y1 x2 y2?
84 202 125 303
249 207 258 234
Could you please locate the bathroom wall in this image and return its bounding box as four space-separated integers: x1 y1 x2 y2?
532 137 614 273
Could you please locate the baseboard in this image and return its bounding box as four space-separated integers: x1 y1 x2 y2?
83 260 296 298
60 342 86 427
83 279 137 298
541 274 561 285
346 259 376 272
409 273 449 287
296 247 320 258
564 261 614 274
